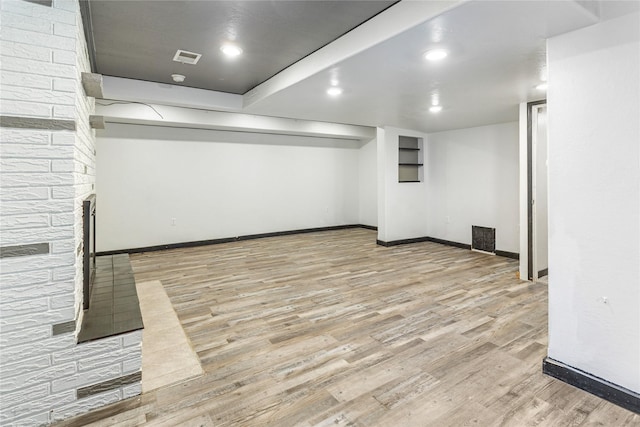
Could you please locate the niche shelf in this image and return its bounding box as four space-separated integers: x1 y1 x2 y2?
398 135 423 182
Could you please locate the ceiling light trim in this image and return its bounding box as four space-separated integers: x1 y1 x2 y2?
327 87 343 97
424 49 448 61
220 44 243 58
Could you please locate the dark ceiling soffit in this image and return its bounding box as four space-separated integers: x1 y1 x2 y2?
244 0 401 95
80 0 97 73
84 1 400 96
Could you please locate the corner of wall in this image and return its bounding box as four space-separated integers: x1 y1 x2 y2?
546 10 640 393
377 126 430 243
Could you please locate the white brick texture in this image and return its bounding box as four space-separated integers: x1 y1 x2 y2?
0 128 51 144
0 326 51 349
1 70 52 90
50 389 120 423
0 1 141 425
0 186 50 201
0 213 50 228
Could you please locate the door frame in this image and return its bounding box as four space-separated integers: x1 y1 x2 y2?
527 99 547 281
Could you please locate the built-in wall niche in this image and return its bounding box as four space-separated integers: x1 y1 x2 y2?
398 135 423 182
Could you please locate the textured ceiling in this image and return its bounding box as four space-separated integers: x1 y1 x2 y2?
87 0 396 94
88 1 639 134
243 1 640 132
244 0 588 132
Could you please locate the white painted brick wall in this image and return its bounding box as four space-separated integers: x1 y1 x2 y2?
47 331 142 423
53 77 75 92
1 186 50 201
1 308 75 334
2 56 74 80
50 238 75 254
0 1 141 425
0 11 53 33
51 390 119 423
0 213 50 228
0 128 51 144
0 158 51 173
0 40 52 61
0 325 52 348
0 253 73 275
122 382 143 399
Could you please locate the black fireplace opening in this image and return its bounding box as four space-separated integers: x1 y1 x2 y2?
83 194 96 310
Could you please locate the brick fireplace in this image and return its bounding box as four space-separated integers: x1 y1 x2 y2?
0 1 142 424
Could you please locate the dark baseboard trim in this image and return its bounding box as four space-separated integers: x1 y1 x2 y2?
97 224 376 256
425 237 471 250
99 226 519 260
358 224 378 231
543 357 640 414
376 236 431 247
377 236 472 250
378 236 472 248
496 250 520 260
538 268 549 278
377 237 519 260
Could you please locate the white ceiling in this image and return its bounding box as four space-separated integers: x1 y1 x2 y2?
244 0 606 133
93 1 640 135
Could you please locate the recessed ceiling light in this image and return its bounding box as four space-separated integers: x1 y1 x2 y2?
536 83 548 91
424 49 448 61
327 87 343 96
429 105 443 113
220 44 243 57
171 74 185 83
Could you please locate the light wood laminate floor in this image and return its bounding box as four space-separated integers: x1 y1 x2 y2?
56 228 639 426
136 279 203 392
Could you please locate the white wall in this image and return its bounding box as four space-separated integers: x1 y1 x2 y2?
377 126 429 242
547 11 639 393
358 138 377 227
96 124 364 251
426 122 519 252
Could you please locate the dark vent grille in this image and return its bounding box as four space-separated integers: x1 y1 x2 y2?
472 226 495 253
173 49 202 65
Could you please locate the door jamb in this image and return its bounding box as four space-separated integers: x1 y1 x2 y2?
527 99 547 281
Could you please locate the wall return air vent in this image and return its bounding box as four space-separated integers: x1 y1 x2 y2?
173 49 202 65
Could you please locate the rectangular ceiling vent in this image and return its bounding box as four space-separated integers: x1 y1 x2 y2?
173 49 202 65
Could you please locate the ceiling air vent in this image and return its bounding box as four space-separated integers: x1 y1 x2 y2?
173 49 202 65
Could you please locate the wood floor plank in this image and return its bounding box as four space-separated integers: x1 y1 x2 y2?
53 229 640 426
